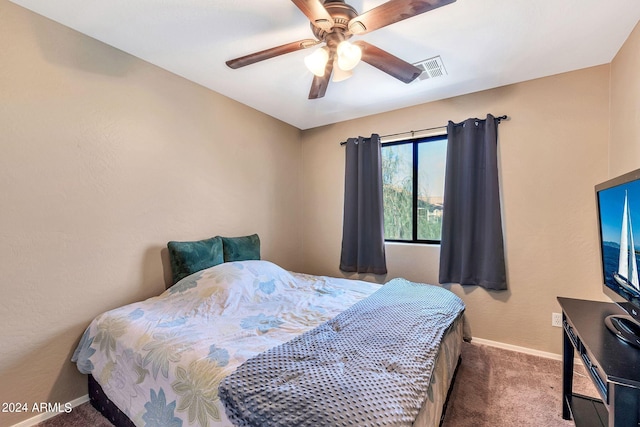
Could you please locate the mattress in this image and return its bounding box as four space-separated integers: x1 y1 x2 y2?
73 260 464 427
413 315 463 427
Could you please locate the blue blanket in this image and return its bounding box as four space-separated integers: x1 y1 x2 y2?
218 278 465 427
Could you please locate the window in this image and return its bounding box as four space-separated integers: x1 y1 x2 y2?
381 134 447 244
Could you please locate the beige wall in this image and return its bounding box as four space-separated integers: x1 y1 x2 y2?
301 65 612 355
610 21 640 177
0 2 302 425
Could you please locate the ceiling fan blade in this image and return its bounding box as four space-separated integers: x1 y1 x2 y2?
226 39 319 69
291 0 335 30
354 41 422 83
348 0 456 35
308 59 334 99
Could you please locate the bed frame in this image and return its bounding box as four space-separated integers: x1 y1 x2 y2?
88 375 136 427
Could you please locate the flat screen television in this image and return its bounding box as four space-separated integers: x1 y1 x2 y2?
596 167 640 348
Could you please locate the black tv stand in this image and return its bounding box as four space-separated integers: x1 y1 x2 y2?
558 297 640 426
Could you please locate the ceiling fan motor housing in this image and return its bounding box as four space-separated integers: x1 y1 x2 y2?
311 0 358 42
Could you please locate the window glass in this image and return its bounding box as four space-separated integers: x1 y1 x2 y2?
417 138 447 241
381 135 447 243
382 143 413 240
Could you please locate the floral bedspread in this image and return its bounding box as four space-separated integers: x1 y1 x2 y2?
72 260 380 427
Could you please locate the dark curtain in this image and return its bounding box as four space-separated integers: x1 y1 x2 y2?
439 114 507 290
340 134 387 275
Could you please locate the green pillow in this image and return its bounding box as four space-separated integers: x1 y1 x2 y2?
222 234 260 262
167 236 224 284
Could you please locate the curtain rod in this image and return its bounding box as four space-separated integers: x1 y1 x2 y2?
339 115 509 145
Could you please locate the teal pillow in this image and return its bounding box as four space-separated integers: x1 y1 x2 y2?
167 236 224 284
222 234 260 262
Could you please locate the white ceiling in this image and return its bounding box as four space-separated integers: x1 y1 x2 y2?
9 0 640 130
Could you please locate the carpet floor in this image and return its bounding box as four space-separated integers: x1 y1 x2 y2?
440 342 596 426
38 341 598 427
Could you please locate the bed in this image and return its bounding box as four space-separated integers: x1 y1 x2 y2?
73 259 466 427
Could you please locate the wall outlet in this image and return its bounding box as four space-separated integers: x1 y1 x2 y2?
552 312 563 328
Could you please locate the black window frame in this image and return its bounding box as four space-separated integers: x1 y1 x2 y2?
382 133 447 245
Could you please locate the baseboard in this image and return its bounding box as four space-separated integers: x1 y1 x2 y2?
9 394 89 427
471 337 565 361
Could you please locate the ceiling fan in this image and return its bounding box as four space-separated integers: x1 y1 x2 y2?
225 0 456 99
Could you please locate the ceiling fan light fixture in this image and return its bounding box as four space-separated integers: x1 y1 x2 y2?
332 61 353 82
336 40 362 71
304 47 330 77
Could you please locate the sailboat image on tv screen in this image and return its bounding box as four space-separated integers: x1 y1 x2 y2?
614 191 640 294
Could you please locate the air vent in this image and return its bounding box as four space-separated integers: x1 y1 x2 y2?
413 56 447 81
